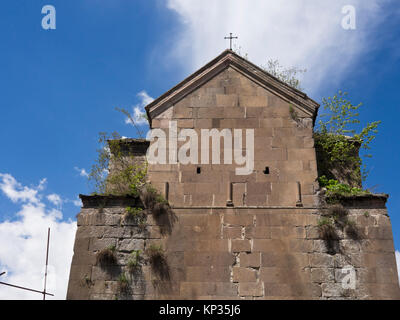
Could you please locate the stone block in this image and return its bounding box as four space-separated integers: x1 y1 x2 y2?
362 253 398 269
194 118 213 128
294 127 313 137
232 267 257 282
232 240 251 252
73 237 90 253
246 107 264 118
240 252 261 268
260 267 310 284
375 214 393 227
190 95 217 108
287 148 316 161
273 127 295 137
118 239 144 252
309 253 335 268
224 214 254 227
238 282 264 297
289 239 313 253
173 105 192 119
223 226 242 239
366 226 394 240
254 213 270 227
247 182 271 195
365 283 400 299
71 250 96 266
253 239 288 252
91 266 121 281
361 239 395 253
223 106 246 118
270 226 306 239
254 148 287 161
239 95 268 107
254 127 273 137
245 194 267 206
89 238 117 252
68 264 93 281
264 283 311 298
216 94 238 107
66 279 91 300
177 119 194 128
185 266 230 282
321 283 344 298
184 252 235 267
306 226 320 240
245 226 271 239
261 252 308 268
186 240 230 252
311 268 334 283
196 107 224 119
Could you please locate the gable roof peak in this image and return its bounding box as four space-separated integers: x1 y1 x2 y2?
146 49 319 124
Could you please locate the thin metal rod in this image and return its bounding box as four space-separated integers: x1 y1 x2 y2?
0 272 5 276
0 281 54 296
43 228 50 300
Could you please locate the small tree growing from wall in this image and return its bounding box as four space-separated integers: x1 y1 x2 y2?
263 59 306 91
314 91 381 187
88 132 148 196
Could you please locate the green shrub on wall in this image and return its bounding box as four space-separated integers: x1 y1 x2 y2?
314 91 380 186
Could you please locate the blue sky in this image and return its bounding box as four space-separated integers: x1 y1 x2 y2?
0 0 399 299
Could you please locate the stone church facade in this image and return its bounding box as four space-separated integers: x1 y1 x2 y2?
67 50 400 299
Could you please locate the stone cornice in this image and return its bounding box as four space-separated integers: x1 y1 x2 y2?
79 194 143 208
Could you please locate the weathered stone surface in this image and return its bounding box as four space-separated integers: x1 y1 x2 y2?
223 226 242 239
311 268 335 283
89 238 117 252
240 253 261 268
118 239 144 252
239 282 264 297
68 50 400 300
232 267 257 282
231 240 251 253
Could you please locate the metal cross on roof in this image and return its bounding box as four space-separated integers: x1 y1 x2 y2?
224 32 238 50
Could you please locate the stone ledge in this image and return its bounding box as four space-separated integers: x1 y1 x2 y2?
79 194 143 208
326 193 389 209
108 138 149 156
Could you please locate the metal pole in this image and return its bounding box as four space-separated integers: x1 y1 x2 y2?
0 281 54 296
43 228 50 300
0 272 5 277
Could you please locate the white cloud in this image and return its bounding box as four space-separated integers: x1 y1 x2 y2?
125 91 153 126
0 173 41 204
0 173 76 300
74 167 89 178
47 194 62 207
396 251 400 285
72 198 82 207
165 0 390 94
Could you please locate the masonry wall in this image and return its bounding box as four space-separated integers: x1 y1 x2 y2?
67 64 400 300
67 196 400 300
148 66 317 208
